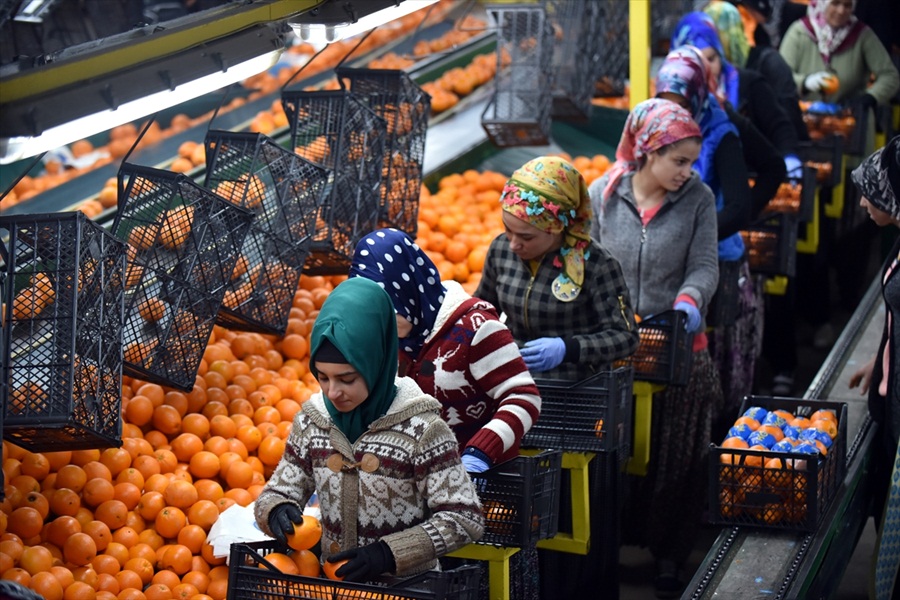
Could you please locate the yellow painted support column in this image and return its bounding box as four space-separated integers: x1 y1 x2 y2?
796 190 820 254
446 545 521 600
535 451 594 555
627 381 664 476
824 154 847 218
629 0 652 109
764 275 788 295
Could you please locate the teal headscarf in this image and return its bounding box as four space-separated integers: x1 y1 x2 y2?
308 278 398 443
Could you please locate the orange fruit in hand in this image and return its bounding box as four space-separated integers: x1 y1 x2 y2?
286 515 322 552
323 558 348 581
821 74 840 95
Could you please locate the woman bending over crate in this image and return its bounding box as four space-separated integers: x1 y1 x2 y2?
349 227 542 474
589 97 723 598
254 277 484 581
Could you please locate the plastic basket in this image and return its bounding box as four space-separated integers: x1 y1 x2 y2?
708 396 847 532
522 367 633 458
481 5 552 147
336 68 430 236
761 165 817 222
203 130 329 334
614 310 693 386
0 211 127 451
706 259 741 328
228 540 480 600
803 104 866 157
543 0 602 121
110 163 254 391
281 89 387 274
468 449 562 546
798 136 843 188
740 212 798 277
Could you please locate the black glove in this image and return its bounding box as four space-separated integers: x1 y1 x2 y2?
268 503 304 544
858 93 877 112
328 541 396 582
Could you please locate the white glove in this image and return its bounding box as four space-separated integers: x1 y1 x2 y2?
804 71 831 93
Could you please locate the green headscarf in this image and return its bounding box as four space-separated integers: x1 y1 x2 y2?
703 1 750 68
308 278 398 443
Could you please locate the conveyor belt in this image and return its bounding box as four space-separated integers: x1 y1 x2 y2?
685 278 882 599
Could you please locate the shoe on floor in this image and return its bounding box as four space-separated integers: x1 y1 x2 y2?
812 323 835 350
772 371 795 396
654 560 685 599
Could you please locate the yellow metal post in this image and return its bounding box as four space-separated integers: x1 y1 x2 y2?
446 545 521 600
796 190 820 254
629 0 652 109
535 451 594 555
627 381 664 476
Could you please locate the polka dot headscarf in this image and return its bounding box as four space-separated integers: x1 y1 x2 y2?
349 228 445 357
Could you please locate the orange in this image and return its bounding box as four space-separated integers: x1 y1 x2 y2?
323 558 348 580
19 544 54 575
30 571 64 600
64 532 98 566
286 515 322 552
164 480 198 510
155 507 187 540
262 552 300 575
8 506 43 539
810 409 838 424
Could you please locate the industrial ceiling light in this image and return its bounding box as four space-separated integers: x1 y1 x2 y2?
288 0 438 45
14 0 59 23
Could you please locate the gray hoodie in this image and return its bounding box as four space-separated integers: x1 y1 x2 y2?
588 171 719 325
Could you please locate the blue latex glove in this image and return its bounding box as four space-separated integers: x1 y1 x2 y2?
784 154 803 179
461 454 490 473
674 301 702 333
520 337 566 372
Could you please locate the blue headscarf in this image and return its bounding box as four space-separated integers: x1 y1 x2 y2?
349 228 446 357
656 46 745 261
671 12 741 111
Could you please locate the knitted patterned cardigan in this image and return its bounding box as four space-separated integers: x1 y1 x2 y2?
254 377 485 576
402 280 541 466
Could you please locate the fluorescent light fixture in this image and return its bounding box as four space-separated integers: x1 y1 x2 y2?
290 0 438 45
0 49 281 164
14 0 59 23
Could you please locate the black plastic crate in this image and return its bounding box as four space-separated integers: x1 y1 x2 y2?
111 163 254 391
708 396 848 532
228 540 480 600
203 130 328 334
469 449 562 546
481 5 552 147
0 211 127 451
740 212 798 277
706 259 741 328
523 368 633 458
543 0 602 121
803 103 867 157
760 165 817 222
281 89 387 274
336 68 430 236
797 136 843 188
614 310 693 386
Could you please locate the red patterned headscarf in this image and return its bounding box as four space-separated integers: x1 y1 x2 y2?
500 156 592 301
601 98 702 202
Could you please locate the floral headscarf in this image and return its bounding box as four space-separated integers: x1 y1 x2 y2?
803 0 860 64
348 228 445 358
671 12 740 108
851 136 900 220
704 1 750 68
500 156 592 302
601 98 702 202
655 46 719 129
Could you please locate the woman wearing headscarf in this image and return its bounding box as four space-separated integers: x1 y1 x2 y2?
656 46 761 438
588 98 723 598
255 277 484 581
780 0 899 352
671 10 796 183
848 135 900 600
349 228 541 473
705 0 811 145
474 155 639 381
475 156 638 600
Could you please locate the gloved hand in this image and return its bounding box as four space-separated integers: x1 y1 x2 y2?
803 71 832 93
461 454 490 473
784 154 803 179
268 503 304 545
328 541 396 582
520 337 566 372
858 93 877 112
673 301 702 333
